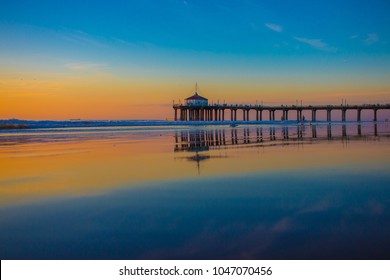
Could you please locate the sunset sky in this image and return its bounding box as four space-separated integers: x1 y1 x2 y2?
1 0 390 120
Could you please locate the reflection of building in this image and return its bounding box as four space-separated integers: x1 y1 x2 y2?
174 124 384 175
174 124 382 153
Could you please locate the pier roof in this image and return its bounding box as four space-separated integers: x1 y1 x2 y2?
185 92 208 101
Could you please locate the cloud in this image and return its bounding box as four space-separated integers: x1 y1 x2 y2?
113 37 157 49
63 62 105 72
61 30 108 49
364 33 378 45
294 37 337 52
265 23 283 33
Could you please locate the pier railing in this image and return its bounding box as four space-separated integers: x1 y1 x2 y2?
172 103 390 122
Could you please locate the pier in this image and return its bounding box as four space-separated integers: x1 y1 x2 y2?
173 103 390 122
173 86 390 122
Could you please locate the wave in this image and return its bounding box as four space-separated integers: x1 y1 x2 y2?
0 118 381 133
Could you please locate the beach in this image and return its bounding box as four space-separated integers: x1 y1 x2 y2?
0 122 389 259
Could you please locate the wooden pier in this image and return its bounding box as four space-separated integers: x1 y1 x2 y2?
173 103 390 122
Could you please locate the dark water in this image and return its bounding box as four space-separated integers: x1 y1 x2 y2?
0 123 389 259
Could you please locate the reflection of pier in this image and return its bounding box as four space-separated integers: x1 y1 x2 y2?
173 103 390 122
174 123 386 152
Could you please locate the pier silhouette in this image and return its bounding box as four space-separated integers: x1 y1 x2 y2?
173 103 390 122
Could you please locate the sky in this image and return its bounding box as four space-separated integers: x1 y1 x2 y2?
1 0 390 120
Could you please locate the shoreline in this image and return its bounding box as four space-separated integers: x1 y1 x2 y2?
0 119 388 131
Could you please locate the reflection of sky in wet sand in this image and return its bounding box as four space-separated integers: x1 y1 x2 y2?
1 123 389 205
0 123 389 259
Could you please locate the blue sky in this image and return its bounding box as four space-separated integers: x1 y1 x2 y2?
1 0 390 119
2 0 389 54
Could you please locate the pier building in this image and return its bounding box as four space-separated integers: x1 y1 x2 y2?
185 92 208 106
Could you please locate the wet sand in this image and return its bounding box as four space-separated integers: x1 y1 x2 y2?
1 123 390 259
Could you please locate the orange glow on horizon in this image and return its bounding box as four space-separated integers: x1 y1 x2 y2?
1 73 390 120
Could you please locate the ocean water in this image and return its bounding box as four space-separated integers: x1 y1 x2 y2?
0 122 389 259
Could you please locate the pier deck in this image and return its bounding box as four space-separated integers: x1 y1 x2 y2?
173 103 390 122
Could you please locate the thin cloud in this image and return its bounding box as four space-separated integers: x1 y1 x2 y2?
63 62 105 72
265 23 283 33
61 30 108 49
294 37 337 52
113 37 157 49
364 33 378 45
